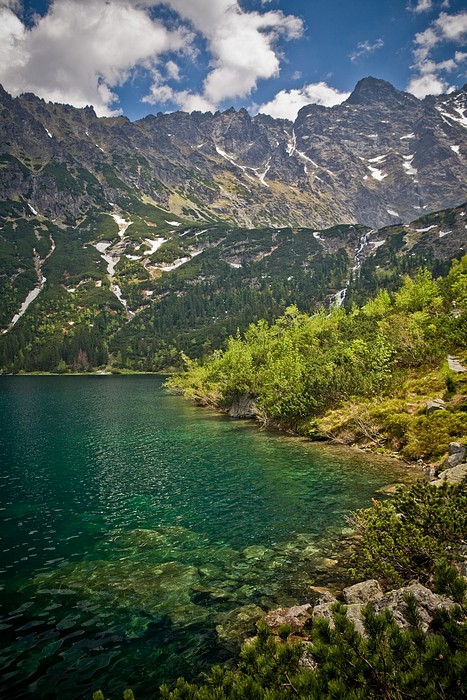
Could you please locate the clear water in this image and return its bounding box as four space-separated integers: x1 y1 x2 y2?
0 376 415 698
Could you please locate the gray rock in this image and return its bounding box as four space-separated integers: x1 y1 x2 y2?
443 442 466 469
448 441 465 455
311 600 365 635
447 356 467 373
346 603 366 636
343 579 383 605
373 583 453 633
426 398 446 414
300 642 318 671
431 463 467 486
229 393 256 418
311 601 336 626
264 604 312 635
316 591 338 605
310 580 455 636
444 452 465 469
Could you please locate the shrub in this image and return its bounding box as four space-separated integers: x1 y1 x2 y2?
403 411 467 460
350 480 467 588
159 589 467 699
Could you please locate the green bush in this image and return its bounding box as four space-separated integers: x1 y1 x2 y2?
350 480 467 587
403 411 467 460
158 590 467 699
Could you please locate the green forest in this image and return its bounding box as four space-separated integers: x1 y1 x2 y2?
1 201 464 375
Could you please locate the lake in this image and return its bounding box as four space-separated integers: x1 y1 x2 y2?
0 375 416 698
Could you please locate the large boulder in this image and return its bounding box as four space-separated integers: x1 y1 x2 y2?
443 442 466 469
311 598 364 636
264 604 312 635
431 463 467 486
229 393 256 418
448 441 465 455
343 579 383 605
372 583 454 633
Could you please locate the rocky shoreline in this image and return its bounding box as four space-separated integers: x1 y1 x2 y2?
263 578 457 644
247 445 467 656
226 391 467 476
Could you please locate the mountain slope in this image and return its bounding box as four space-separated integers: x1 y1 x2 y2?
0 77 466 230
0 198 465 372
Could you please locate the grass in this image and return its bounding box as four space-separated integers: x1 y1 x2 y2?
316 365 467 462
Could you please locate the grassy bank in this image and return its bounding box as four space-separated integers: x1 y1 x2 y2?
167 260 467 465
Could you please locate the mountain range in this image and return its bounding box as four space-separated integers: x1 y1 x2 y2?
1 77 466 230
0 77 466 372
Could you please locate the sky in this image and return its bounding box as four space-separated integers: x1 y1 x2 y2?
0 0 466 121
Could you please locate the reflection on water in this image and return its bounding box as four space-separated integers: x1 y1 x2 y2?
0 376 417 698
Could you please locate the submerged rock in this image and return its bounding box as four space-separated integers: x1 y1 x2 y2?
216 605 265 650
242 545 271 560
34 559 200 618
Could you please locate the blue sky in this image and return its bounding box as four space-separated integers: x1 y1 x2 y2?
0 0 466 120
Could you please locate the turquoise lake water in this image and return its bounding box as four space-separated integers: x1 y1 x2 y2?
0 376 416 698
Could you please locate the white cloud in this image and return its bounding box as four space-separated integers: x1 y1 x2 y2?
0 0 192 115
407 9 467 98
406 73 451 97
142 83 214 112
0 0 22 10
153 0 303 111
412 27 439 63
165 60 181 81
409 0 433 14
0 0 304 115
350 38 384 63
435 10 467 42
256 82 350 120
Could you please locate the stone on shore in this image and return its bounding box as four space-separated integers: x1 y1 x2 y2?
442 441 466 469
229 393 257 418
264 604 312 635
431 462 467 486
373 583 454 633
343 579 384 605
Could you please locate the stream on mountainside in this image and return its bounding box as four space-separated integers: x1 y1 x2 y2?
0 375 419 699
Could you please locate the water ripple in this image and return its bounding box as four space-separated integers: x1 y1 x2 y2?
0 376 416 698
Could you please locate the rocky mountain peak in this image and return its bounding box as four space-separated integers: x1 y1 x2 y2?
346 76 415 106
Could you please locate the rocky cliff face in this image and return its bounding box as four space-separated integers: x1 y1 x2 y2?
0 78 466 229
